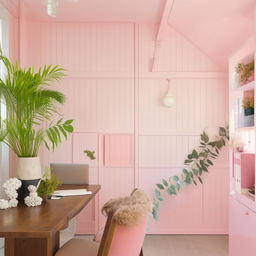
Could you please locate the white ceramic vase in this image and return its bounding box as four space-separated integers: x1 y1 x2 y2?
16 157 42 180
16 157 42 200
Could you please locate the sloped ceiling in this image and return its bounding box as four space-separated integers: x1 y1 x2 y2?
168 0 255 70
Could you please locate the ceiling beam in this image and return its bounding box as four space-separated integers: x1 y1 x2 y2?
151 0 174 72
156 0 174 41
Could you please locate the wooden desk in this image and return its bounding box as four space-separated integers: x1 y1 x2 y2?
0 184 100 256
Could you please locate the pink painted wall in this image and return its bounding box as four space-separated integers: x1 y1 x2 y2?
19 20 229 234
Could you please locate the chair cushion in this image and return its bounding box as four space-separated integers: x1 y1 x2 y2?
56 238 99 256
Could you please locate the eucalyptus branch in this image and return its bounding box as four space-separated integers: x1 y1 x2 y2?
152 125 229 220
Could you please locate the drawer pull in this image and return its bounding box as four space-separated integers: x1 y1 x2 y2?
245 211 250 216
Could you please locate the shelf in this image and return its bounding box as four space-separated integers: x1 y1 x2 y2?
232 192 256 213
235 81 254 92
235 126 255 131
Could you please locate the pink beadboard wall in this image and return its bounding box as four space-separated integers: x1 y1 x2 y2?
19 20 229 234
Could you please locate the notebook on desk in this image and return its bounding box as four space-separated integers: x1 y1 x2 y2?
53 189 92 197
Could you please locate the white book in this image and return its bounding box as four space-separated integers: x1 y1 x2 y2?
53 189 92 197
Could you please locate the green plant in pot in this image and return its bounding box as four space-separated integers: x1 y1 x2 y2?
242 96 254 116
37 168 61 200
235 61 254 85
242 95 254 127
0 52 73 200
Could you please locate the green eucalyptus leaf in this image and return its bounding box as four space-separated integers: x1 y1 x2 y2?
208 141 216 147
202 165 208 172
173 176 179 182
207 159 213 165
192 169 198 176
188 154 194 159
184 176 192 184
204 132 209 143
167 185 176 195
162 179 168 186
192 149 199 158
154 189 161 197
183 169 189 175
198 176 203 184
219 127 226 136
156 184 165 190
185 159 193 164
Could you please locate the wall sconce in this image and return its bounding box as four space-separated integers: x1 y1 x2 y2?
162 79 175 108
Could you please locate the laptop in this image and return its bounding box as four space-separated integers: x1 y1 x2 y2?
50 163 89 185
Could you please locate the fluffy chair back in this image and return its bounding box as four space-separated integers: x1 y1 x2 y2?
98 189 151 256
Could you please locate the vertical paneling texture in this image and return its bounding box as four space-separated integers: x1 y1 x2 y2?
24 22 228 234
27 22 134 74
53 78 134 133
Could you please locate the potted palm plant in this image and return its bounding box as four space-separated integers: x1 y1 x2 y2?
0 52 73 199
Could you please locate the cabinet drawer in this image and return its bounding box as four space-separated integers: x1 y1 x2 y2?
229 197 256 256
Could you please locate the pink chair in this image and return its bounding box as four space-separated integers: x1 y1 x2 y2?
55 189 151 256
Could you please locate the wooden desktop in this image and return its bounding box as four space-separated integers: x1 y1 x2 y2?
0 184 101 256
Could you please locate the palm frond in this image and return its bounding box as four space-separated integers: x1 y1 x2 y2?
0 51 73 157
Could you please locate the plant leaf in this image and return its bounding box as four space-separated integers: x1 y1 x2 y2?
173 176 179 182
156 184 165 190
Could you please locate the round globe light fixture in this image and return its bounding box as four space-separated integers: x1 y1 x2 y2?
163 79 175 108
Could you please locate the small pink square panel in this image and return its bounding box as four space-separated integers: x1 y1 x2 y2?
104 134 134 168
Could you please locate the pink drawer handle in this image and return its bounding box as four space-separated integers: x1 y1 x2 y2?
245 211 250 216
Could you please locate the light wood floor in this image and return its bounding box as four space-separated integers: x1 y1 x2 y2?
77 235 228 256
143 235 228 256
0 235 228 256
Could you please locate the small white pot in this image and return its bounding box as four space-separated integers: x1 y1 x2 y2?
16 157 42 180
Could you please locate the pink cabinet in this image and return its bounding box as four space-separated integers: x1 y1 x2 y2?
229 196 256 256
233 153 255 193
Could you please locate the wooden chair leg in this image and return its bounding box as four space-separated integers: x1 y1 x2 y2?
140 248 143 256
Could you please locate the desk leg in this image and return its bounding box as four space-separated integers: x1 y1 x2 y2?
5 232 60 256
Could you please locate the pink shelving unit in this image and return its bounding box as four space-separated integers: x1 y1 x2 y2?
229 36 256 256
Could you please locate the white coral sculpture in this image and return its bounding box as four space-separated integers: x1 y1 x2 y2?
24 185 42 207
0 199 9 209
0 178 22 209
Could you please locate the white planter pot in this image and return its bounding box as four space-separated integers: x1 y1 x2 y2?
16 157 42 180
243 115 254 127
